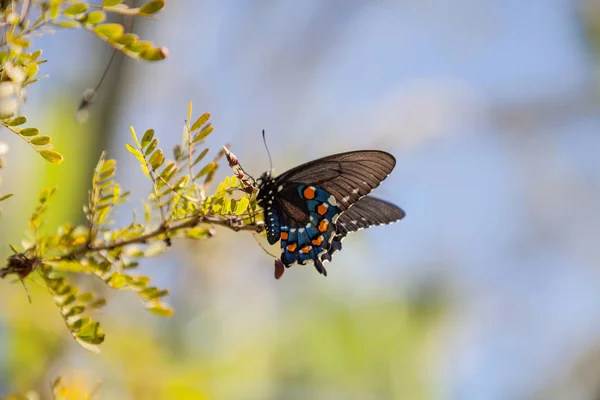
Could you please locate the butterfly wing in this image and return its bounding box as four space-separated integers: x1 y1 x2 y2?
260 150 399 276
274 150 396 212
321 196 406 262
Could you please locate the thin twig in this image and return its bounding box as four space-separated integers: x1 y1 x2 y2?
53 214 262 262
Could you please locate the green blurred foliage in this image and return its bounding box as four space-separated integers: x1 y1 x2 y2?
1 287 447 399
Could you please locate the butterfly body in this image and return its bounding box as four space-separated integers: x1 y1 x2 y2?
256 150 405 277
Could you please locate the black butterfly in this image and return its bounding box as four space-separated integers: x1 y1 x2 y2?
256 150 405 277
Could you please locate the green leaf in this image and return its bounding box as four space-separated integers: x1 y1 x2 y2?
64 3 89 17
127 40 152 53
235 197 249 215
173 145 183 160
113 33 139 46
49 4 60 19
139 0 165 15
139 47 168 61
149 149 164 170
108 273 127 288
125 144 146 164
40 150 64 164
65 305 85 318
100 159 116 172
194 162 215 180
159 162 176 181
94 23 124 39
76 321 105 344
26 62 39 78
102 0 123 5
0 193 13 202
145 138 158 156
89 299 107 309
192 148 210 166
140 164 151 179
30 135 51 145
192 125 214 143
31 50 42 61
84 11 106 25
141 129 154 148
129 126 140 147
7 116 27 126
190 113 210 132
19 127 39 136
56 20 81 28
147 305 173 317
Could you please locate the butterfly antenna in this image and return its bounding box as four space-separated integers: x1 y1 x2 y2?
262 129 273 176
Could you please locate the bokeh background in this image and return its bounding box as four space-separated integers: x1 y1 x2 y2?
2 1 600 399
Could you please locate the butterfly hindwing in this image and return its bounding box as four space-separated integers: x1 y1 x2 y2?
278 185 340 275
321 196 406 262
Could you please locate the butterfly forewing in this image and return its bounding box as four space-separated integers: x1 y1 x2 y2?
274 150 396 211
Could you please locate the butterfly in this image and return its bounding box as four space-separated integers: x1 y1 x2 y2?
256 150 405 277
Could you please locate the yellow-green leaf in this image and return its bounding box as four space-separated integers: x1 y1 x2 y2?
30 135 51 145
31 50 42 61
139 47 168 61
125 144 146 164
190 113 210 132
19 127 39 136
49 4 60 19
145 138 158 156
139 0 165 15
108 273 127 288
84 11 106 25
147 305 173 317
25 62 39 78
56 20 81 28
0 193 13 201
94 23 124 39
40 150 63 164
64 3 89 17
192 148 209 166
194 162 215 180
127 40 152 53
102 0 123 6
235 197 249 215
149 149 164 169
129 126 140 147
141 128 154 148
7 116 26 126
192 125 213 143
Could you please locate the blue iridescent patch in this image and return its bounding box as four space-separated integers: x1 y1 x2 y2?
278 185 341 267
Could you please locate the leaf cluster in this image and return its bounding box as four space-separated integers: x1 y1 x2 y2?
0 0 167 164
0 104 263 351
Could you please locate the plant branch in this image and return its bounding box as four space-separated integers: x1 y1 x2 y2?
53 214 263 262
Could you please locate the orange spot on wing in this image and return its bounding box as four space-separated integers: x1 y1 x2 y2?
317 203 328 215
318 219 329 232
287 243 297 252
312 235 324 246
301 245 311 254
280 231 288 240
303 186 316 199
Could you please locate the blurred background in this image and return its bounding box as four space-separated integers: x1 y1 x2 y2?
2 0 600 399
